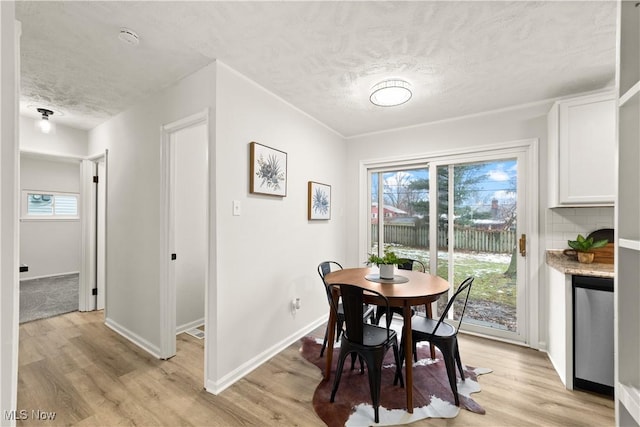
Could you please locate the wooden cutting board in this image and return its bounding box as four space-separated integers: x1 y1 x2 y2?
592 243 614 264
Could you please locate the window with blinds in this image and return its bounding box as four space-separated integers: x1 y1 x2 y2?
22 191 79 219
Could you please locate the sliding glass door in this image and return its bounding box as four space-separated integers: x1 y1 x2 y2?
368 149 527 343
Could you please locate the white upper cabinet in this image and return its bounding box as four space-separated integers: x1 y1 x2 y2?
547 92 617 207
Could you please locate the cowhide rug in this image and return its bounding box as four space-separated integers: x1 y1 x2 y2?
300 336 491 426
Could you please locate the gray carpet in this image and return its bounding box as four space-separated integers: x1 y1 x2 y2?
20 273 79 323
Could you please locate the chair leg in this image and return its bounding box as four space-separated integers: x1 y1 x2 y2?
392 342 404 388
394 337 405 386
425 304 436 359
368 306 376 324
454 338 465 380
364 353 384 424
373 307 384 325
349 352 362 372
437 340 460 406
330 349 349 403
320 324 329 357
335 319 344 342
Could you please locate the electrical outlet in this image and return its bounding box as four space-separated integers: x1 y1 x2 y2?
291 298 301 314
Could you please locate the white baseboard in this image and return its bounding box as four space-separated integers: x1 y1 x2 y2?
20 271 79 281
105 316 162 359
205 314 328 395
176 318 205 335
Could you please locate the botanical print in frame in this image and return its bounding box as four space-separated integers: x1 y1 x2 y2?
250 142 287 197
308 181 331 220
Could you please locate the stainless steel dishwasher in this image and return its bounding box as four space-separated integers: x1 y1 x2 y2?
573 275 614 397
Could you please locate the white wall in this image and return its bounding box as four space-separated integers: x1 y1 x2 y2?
87 60 346 391
19 116 89 158
88 63 216 356
174 123 207 332
19 156 81 279
211 63 346 390
345 103 550 347
0 3 20 421
346 103 550 260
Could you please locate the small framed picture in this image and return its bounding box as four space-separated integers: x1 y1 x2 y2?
250 142 287 197
308 181 331 220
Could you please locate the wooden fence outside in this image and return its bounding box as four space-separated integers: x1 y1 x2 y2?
372 224 516 254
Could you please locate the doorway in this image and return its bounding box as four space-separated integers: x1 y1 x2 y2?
19 152 83 323
160 110 209 361
173 123 207 335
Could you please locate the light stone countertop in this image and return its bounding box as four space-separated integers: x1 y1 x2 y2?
546 249 614 279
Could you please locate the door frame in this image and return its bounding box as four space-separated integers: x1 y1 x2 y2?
159 109 210 360
80 151 107 312
359 139 540 348
18 149 102 314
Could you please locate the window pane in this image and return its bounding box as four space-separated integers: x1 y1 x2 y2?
370 173 379 255
27 193 53 215
54 195 78 216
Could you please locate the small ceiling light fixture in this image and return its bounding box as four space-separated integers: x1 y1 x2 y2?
118 27 140 46
369 79 412 107
36 108 55 134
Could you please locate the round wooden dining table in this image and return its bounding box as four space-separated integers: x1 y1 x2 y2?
323 267 450 414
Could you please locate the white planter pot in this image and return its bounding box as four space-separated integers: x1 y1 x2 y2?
379 264 395 280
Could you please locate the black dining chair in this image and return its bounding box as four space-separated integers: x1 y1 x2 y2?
373 258 426 325
328 282 404 424
317 261 375 357
395 276 474 406
397 258 426 273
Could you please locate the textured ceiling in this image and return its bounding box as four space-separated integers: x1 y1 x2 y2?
16 1 617 137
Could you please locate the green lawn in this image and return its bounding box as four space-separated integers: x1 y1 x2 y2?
377 244 517 308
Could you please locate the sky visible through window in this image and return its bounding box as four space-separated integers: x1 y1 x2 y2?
372 159 517 214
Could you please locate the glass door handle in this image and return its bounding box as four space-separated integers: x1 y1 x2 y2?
519 234 526 257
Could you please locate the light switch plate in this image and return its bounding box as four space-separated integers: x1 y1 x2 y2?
232 200 241 216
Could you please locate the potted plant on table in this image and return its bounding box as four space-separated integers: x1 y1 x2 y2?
566 234 609 264
367 250 405 280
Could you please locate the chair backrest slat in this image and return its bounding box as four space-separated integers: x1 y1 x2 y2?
328 283 391 344
339 285 365 342
318 261 342 282
397 258 426 273
432 277 474 335
317 261 343 303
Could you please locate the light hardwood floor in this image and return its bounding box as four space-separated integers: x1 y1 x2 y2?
17 311 614 426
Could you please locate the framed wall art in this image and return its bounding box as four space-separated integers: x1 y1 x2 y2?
308 181 331 220
249 142 287 197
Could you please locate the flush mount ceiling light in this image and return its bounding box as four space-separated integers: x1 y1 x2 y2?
118 27 140 46
369 79 412 107
36 108 54 134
